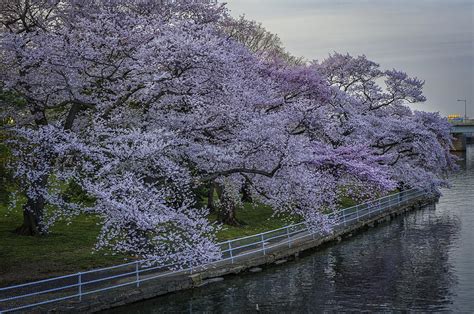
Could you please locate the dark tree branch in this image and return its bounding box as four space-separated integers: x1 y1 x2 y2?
201 159 283 182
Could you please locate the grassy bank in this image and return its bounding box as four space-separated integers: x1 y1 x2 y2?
0 193 360 286
0 201 301 286
0 204 127 286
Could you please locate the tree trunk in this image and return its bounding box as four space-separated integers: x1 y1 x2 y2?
15 107 49 236
215 184 241 226
15 196 45 236
241 181 253 203
207 182 215 213
217 204 241 226
15 175 48 236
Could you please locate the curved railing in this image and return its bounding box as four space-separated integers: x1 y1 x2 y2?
0 189 425 313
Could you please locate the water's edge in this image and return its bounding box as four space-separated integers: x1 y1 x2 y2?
39 197 432 313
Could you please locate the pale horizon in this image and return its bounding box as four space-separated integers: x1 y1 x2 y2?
227 0 474 117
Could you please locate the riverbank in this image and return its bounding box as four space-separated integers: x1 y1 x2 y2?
113 165 474 313
0 202 301 286
0 190 431 313
0 193 360 287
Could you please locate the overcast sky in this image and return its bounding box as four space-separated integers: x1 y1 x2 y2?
226 0 474 117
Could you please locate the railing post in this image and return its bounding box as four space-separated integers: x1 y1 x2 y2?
356 205 360 221
228 241 234 264
78 272 82 301
135 262 140 288
287 227 291 248
261 234 266 255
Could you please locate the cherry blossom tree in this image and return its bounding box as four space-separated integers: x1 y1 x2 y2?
315 53 457 194
0 1 454 266
221 15 304 65
0 0 228 264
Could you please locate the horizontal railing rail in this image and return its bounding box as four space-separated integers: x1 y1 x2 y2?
0 188 425 313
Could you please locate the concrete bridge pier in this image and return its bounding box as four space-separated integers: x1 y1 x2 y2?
450 120 474 151
452 134 466 151
452 133 474 151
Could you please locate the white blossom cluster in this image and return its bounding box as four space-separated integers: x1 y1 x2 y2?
0 0 456 266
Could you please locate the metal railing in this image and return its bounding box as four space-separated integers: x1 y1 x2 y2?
0 189 425 313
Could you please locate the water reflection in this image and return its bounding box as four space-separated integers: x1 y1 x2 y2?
466 143 474 169
110 151 474 312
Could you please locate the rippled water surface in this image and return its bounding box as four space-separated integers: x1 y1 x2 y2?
115 149 474 313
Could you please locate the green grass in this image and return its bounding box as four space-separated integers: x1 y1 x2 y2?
0 194 361 286
0 200 300 286
0 203 129 286
214 203 301 241
338 195 359 208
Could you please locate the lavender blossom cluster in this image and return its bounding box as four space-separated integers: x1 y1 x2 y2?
0 0 456 266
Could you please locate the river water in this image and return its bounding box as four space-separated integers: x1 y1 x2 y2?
116 147 474 313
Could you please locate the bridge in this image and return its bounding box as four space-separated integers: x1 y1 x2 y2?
450 119 474 151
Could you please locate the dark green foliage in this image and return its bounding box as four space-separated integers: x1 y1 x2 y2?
0 88 27 109
0 88 25 206
0 128 12 206
62 180 96 206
